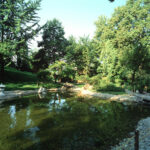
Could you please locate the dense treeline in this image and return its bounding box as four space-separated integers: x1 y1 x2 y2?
0 0 150 93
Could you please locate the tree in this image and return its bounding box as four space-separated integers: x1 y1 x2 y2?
94 0 150 92
66 36 98 76
33 19 67 71
0 0 16 81
0 0 41 81
14 0 41 71
48 61 76 83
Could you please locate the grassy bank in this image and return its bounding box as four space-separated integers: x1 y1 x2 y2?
98 91 126 95
2 67 61 91
4 67 37 82
3 67 125 94
5 82 62 91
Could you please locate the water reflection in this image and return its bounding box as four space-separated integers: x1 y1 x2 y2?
0 93 150 150
8 105 16 128
48 93 66 112
26 107 33 127
38 93 46 99
24 127 40 144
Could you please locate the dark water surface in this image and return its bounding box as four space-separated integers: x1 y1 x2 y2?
0 92 150 150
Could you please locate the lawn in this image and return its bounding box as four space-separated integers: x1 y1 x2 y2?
5 82 62 91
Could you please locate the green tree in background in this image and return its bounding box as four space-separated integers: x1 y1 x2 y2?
33 19 67 72
66 36 97 76
94 0 150 92
49 61 76 83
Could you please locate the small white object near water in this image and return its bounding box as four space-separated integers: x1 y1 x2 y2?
0 83 5 96
38 87 46 94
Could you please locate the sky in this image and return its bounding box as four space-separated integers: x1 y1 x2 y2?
31 0 127 49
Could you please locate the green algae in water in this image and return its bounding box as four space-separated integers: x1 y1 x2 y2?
0 92 150 150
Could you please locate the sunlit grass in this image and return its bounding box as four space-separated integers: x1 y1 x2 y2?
5 82 62 91
99 91 126 95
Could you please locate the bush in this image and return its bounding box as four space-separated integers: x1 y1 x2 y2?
37 70 52 82
97 83 124 92
4 67 37 82
49 61 76 83
91 76 124 92
75 75 90 83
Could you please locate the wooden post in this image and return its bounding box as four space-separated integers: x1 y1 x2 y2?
134 130 139 150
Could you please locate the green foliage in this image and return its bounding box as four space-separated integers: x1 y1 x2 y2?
92 76 124 92
49 61 76 83
5 82 38 91
66 36 98 76
94 0 150 92
0 0 41 81
75 75 91 83
37 70 52 82
1 0 149 94
5 82 62 91
4 67 37 83
33 19 67 71
0 42 15 56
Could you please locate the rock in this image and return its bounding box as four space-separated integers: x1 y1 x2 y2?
38 87 47 94
83 84 93 90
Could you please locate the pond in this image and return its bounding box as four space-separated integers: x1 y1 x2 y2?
0 92 150 150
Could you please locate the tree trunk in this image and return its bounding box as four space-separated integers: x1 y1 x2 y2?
0 0 5 82
131 70 136 92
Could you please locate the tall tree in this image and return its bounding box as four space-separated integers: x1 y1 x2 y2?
14 0 41 71
0 0 41 81
33 19 67 71
66 36 97 76
0 0 15 81
94 0 150 91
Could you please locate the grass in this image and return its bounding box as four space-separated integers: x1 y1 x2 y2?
74 83 85 88
5 83 38 91
5 82 62 91
5 82 126 95
4 67 37 82
99 91 126 95
3 67 61 90
3 67 125 95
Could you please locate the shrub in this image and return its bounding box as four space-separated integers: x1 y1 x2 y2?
37 70 52 82
49 61 76 83
91 76 124 92
75 75 90 83
4 67 37 82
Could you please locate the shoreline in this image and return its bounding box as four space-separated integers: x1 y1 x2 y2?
112 117 150 150
0 86 145 104
69 88 140 103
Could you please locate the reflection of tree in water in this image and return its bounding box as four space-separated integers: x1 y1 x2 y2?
32 100 150 150
26 107 33 127
48 93 66 112
1 93 150 150
8 105 16 128
24 126 40 146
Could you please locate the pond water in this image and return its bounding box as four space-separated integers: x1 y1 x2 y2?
0 92 150 150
